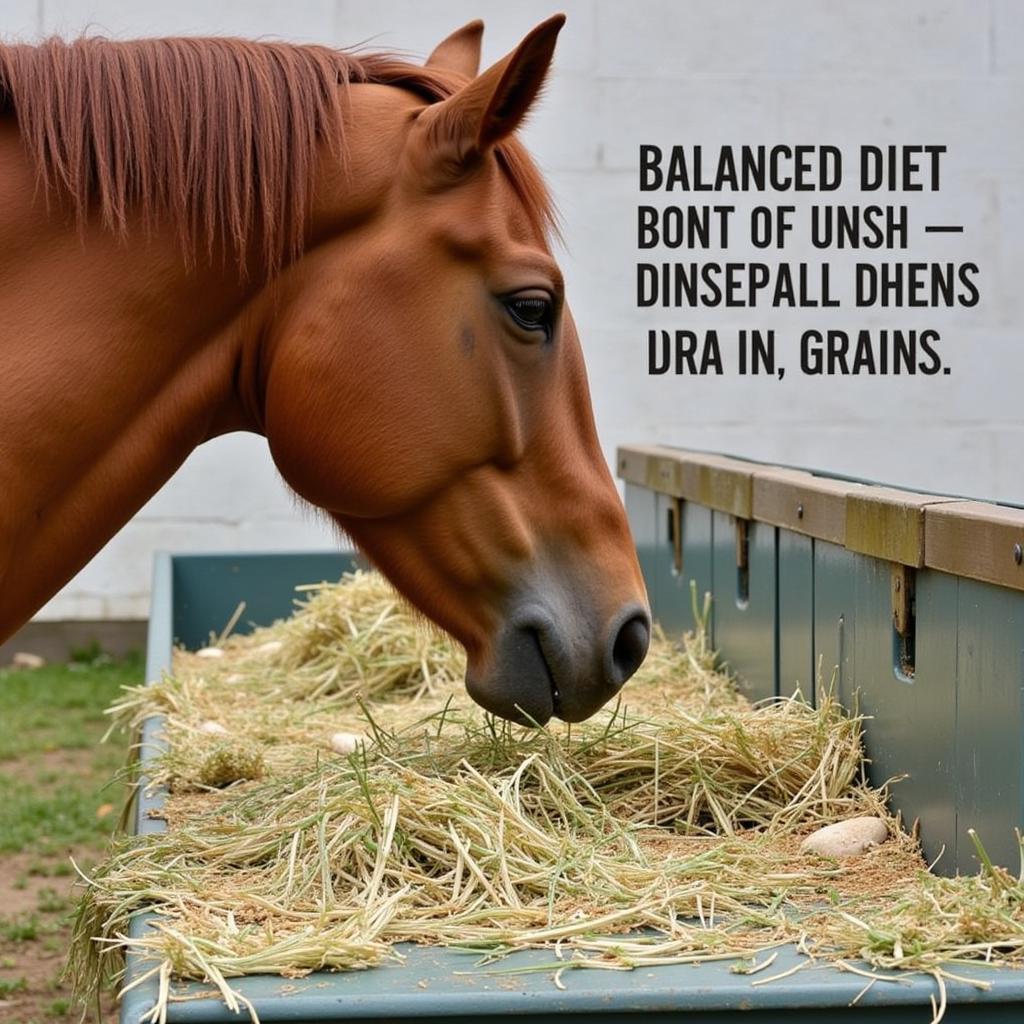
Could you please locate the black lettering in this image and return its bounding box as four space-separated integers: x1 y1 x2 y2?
637 264 658 306
861 146 883 191
638 207 658 248
648 329 669 373
918 330 943 374
958 263 980 306
801 330 824 374
639 145 663 191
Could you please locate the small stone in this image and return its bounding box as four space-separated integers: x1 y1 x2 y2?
224 673 244 685
800 816 888 858
255 640 283 656
196 647 224 659
329 731 365 755
12 652 45 669
199 720 229 735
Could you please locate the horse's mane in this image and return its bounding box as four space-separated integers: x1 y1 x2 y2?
0 35 555 275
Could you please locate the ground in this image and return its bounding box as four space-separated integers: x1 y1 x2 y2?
0 650 141 1023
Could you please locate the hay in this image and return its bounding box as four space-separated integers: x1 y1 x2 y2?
70 572 1024 1023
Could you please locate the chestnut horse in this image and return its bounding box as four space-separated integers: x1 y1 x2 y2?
0 16 649 725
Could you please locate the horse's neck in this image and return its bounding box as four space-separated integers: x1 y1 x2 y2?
0 81 411 639
0 121 263 637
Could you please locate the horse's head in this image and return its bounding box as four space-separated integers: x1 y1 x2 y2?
265 16 649 725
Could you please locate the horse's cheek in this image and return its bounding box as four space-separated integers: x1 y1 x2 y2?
262 348 465 519
263 385 332 512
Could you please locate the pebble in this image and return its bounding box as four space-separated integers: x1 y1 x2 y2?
196 647 224 659
800 816 888 858
12 651 45 669
199 720 229 736
255 640 283 656
329 731 365 755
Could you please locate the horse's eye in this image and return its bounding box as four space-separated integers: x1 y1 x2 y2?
505 294 553 340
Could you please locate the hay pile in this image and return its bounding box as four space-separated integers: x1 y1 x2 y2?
70 572 1024 1022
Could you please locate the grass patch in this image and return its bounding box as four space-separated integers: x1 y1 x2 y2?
36 889 69 915
0 656 141 762
0 785 122 856
0 652 139 1022
1 916 39 943
0 975 28 997
0 655 139 856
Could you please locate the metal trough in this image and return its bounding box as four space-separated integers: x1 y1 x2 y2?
121 516 1024 1019
619 445 1024 876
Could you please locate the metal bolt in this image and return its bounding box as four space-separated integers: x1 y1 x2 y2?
894 577 901 592
1015 543 1023 566
796 503 805 519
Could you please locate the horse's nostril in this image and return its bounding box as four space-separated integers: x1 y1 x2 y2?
610 611 651 686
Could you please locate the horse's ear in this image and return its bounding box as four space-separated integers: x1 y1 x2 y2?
417 14 565 171
426 20 484 79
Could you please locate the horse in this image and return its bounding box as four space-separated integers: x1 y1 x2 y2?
0 15 650 726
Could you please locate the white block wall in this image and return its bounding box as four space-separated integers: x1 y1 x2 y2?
3 1 1021 620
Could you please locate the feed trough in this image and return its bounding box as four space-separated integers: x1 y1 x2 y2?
112 442 1024 1019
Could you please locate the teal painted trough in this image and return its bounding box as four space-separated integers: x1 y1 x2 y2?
620 446 1024 877
123 443 1024 1019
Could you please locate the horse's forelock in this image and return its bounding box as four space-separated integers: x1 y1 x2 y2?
0 36 557 276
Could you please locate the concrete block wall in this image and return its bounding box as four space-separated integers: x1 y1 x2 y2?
2 1 1020 621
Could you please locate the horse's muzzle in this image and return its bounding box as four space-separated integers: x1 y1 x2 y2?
465 598 651 726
